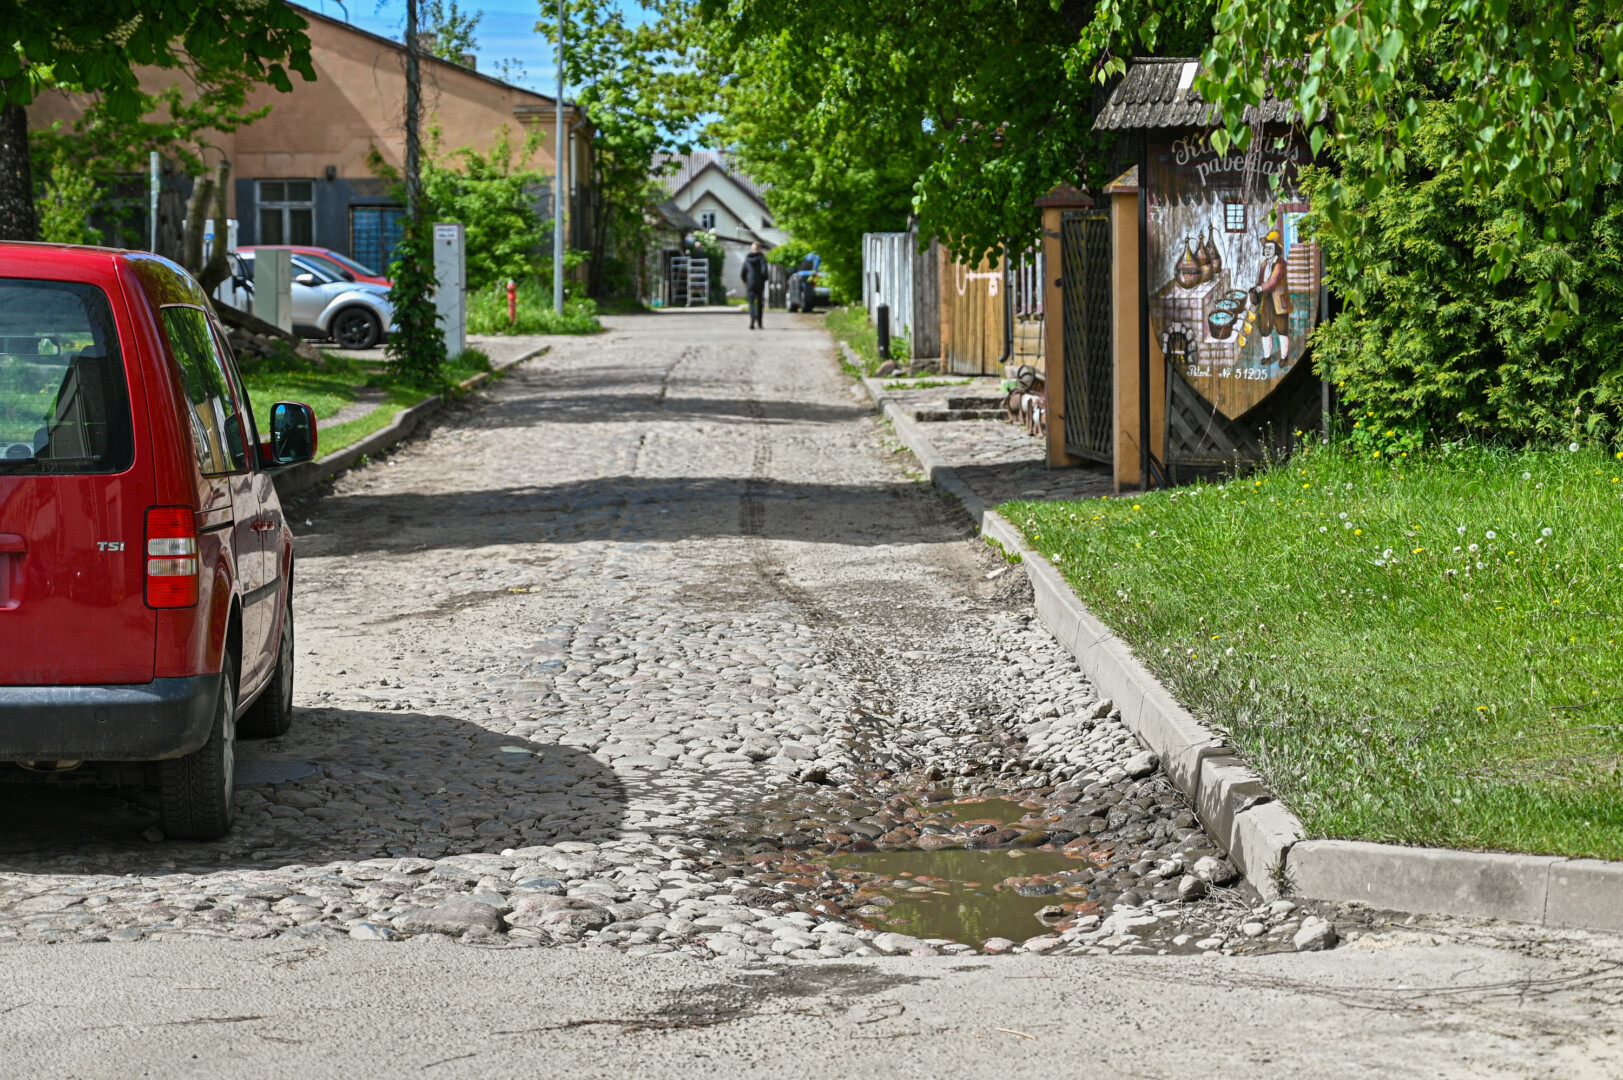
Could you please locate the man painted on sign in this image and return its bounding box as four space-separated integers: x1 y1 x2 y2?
1248 229 1292 363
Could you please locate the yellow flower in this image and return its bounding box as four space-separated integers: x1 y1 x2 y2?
1132 504 1141 510
1373 450 1381 458
1354 528 1362 535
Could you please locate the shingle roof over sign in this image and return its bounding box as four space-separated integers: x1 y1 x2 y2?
1093 58 1299 130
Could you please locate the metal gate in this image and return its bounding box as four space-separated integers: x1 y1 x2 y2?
1061 210 1113 463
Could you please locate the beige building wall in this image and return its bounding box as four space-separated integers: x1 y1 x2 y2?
27 6 587 263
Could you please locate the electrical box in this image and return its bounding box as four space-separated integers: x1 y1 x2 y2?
255 248 293 334
433 222 467 357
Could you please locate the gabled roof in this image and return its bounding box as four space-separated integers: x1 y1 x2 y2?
1093 58 1298 131
655 151 771 211
290 3 575 112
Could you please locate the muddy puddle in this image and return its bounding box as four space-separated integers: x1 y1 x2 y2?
827 847 1096 944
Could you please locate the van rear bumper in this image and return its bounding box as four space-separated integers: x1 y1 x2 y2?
0 675 220 761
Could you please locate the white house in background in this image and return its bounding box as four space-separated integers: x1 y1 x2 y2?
656 151 789 297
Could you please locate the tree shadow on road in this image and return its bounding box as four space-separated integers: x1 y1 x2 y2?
0 707 625 877
297 475 967 555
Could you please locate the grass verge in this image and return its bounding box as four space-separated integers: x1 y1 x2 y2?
825 305 909 377
466 278 603 334
1008 441 1623 860
241 345 493 459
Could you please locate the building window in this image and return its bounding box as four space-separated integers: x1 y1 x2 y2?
350 206 406 276
762 216 771 229
258 180 315 245
699 210 716 230
1223 202 1247 233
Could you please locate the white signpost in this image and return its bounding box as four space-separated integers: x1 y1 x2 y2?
433 223 467 358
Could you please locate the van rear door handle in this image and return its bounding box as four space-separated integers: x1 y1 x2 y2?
0 533 24 553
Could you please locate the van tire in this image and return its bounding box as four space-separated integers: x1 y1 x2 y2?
159 649 237 840
240 598 294 739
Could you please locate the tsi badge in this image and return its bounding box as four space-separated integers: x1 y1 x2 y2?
97 541 125 552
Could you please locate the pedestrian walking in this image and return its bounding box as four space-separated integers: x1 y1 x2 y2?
742 241 768 329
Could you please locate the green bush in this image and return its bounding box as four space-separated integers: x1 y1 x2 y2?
467 278 603 335
1306 84 1623 449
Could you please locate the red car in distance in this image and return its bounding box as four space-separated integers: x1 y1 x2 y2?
240 246 391 287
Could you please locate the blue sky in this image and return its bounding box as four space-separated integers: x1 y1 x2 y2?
303 1 651 95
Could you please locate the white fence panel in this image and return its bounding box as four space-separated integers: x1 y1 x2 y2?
862 232 914 341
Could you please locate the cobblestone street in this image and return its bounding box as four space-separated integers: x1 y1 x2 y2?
3 311 1622 1077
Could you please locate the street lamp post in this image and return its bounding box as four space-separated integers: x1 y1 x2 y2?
552 0 566 315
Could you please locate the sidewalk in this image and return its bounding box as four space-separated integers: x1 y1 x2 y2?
869 376 1115 504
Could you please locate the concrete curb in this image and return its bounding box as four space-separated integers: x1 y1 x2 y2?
861 376 1623 931
272 344 549 499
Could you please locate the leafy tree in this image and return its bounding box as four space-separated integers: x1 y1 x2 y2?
421 0 483 62
1302 41 1623 445
1186 0 1623 332
371 126 554 291
537 1 702 299
0 0 315 240
35 152 103 245
692 0 1213 290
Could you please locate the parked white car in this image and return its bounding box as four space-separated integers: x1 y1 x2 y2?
218 251 394 350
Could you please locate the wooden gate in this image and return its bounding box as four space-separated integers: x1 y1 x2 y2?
941 252 1006 374
1061 209 1113 463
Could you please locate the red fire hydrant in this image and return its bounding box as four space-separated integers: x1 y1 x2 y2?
506 279 517 326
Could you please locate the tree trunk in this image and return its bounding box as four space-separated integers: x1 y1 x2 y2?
197 162 233 295
0 93 39 242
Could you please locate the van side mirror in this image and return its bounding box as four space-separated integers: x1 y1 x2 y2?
266 401 317 466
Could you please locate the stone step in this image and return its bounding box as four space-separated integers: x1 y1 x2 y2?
944 394 1009 410
912 408 1009 422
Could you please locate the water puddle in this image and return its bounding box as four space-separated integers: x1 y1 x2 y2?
826 848 1097 944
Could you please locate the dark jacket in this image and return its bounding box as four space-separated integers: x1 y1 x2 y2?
741 251 769 294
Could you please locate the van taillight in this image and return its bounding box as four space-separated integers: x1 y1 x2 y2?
145 506 198 608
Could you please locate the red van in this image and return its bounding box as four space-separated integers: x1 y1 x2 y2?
0 244 316 839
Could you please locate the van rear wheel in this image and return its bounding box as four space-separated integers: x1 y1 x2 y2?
159 649 237 840
240 598 294 739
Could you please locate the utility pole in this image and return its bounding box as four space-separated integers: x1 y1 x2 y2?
149 151 160 251
405 0 422 224
552 0 566 314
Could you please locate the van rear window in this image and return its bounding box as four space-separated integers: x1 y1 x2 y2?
0 280 133 475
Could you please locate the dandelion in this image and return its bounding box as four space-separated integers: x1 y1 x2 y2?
1542 527 1553 537
1320 526 1329 533
1339 512 1348 519
1355 528 1363 535
1486 530 1496 539
1468 543 1479 553
1457 526 1467 535
1344 521 1353 529
1523 472 1532 480
1570 442 1580 452
1132 504 1141 510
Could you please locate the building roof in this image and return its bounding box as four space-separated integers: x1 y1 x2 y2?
1093 58 1298 131
290 3 576 113
654 151 771 211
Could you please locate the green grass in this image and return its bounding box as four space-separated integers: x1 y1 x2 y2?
466 279 603 335
241 345 493 459
1009 441 1623 860
883 378 972 391
825 305 910 377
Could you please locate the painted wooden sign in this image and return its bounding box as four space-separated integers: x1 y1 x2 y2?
1145 131 1322 420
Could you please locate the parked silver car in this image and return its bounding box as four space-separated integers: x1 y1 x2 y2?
222 252 394 350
